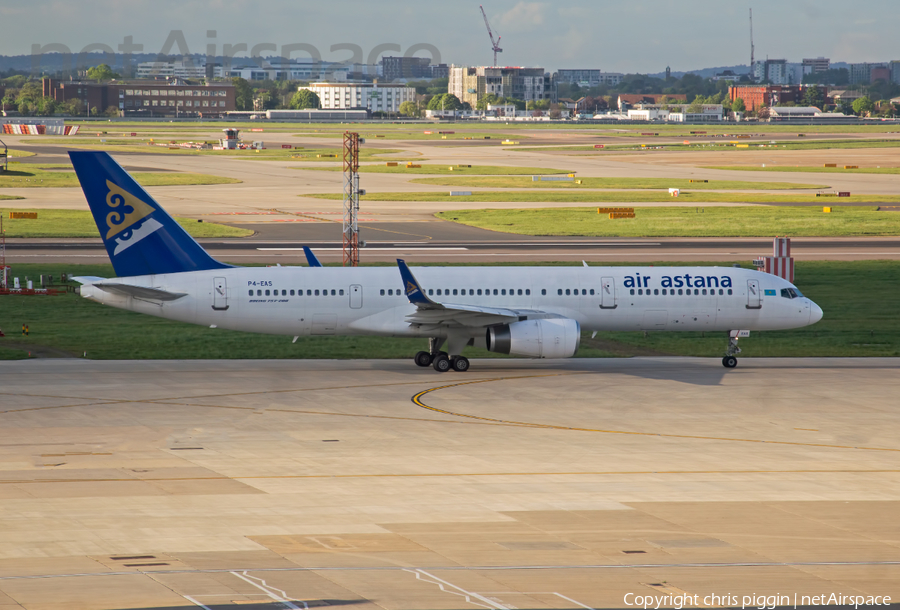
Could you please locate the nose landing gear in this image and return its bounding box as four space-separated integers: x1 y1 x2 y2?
722 330 747 368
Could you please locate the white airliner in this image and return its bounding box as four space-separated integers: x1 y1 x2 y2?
69 151 823 372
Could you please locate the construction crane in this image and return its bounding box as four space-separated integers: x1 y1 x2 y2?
749 8 755 71
479 5 502 66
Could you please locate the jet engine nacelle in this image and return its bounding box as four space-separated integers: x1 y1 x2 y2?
485 318 581 359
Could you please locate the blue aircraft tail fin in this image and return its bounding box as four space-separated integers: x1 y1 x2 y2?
303 246 323 267
69 151 231 277
397 258 437 306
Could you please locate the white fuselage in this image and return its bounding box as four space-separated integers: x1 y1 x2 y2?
79 265 820 343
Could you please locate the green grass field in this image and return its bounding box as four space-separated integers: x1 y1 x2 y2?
409 176 826 190
307 190 900 205
1 261 896 360
68 120 900 133
0 163 241 188
16 139 402 161
436 206 900 237
0 208 251 238
6 149 36 158
705 165 900 174
513 139 900 154
296 164 572 175
295 130 527 141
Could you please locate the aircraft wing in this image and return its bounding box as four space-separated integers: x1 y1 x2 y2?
397 259 557 327
93 283 187 301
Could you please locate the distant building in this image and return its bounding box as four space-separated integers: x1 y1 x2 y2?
216 60 379 82
381 56 431 82
42 78 235 116
136 60 206 79
891 61 900 85
729 84 827 112
829 89 865 105
802 57 830 74
627 104 723 122
299 82 415 114
871 65 891 83
616 94 686 112
711 70 743 82
753 59 791 84
555 69 623 87
430 64 449 79
850 63 877 85
769 107 850 121
449 66 554 107
264 109 370 121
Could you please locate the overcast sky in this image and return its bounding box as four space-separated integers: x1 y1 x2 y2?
3 0 898 72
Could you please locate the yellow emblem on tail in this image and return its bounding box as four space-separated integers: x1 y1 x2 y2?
104 180 156 239
406 280 418 295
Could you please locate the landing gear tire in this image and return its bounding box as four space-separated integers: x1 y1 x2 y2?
432 354 451 373
414 351 433 367
451 356 470 372
722 356 738 369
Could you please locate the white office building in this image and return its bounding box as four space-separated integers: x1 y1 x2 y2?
299 82 416 113
214 61 380 82
136 60 206 79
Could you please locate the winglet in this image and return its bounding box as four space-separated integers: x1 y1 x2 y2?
397 259 437 306
303 246 323 267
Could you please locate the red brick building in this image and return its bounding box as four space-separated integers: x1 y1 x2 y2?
42 78 236 117
729 85 828 112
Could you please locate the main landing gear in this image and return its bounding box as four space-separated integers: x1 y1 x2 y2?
414 351 470 372
722 332 743 369
413 338 470 373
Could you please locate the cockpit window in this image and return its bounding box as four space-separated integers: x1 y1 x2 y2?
780 287 804 299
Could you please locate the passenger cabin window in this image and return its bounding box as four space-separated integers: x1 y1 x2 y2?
248 290 253 296
526 289 531 295
477 289 482 295
265 290 270 296
380 289 385 295
290 290 295 296
542 289 547 295
428 289 434 295
493 289 498 295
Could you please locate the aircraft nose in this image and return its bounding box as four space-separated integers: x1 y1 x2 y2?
809 301 823 325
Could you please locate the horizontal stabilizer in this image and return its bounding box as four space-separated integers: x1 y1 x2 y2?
94 283 187 301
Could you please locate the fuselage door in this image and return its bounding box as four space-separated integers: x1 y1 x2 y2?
600 276 617 309
747 279 761 309
350 284 362 309
212 277 228 311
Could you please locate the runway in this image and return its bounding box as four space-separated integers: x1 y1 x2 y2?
8 222 900 264
0 358 898 609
